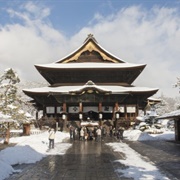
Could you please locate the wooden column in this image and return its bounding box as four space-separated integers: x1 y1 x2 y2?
98 102 102 126
79 102 83 112
175 119 180 141
36 111 38 120
43 106 46 116
115 102 119 111
135 104 139 117
79 102 83 121
62 102 67 131
125 105 127 120
63 102 67 112
113 102 118 120
98 102 102 112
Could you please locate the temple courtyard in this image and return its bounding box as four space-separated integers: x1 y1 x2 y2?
0 130 179 180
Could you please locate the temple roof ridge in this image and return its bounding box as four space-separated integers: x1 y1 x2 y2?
55 34 125 63
83 34 98 44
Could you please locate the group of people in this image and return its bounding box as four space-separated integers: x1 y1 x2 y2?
47 125 125 149
109 126 125 141
69 126 107 142
69 125 124 142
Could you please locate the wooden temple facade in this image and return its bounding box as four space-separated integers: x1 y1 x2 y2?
23 34 158 129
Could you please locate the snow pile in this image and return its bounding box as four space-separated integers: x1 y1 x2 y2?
124 129 175 141
107 143 169 180
0 131 71 180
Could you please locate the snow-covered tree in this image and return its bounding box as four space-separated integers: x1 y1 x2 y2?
155 94 177 115
174 76 180 93
0 68 26 121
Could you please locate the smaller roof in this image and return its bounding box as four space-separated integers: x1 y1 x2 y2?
23 80 159 95
69 80 111 94
157 110 180 120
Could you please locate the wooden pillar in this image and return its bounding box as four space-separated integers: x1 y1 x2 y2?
135 104 139 117
125 105 127 120
115 102 119 111
43 106 46 116
79 102 83 112
36 111 38 120
135 104 138 122
175 119 180 141
98 102 102 126
62 102 67 131
98 102 102 112
79 102 83 121
54 105 57 117
63 102 67 112
114 102 119 128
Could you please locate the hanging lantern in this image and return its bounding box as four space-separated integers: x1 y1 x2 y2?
99 113 103 120
79 113 83 120
116 112 119 119
62 114 66 120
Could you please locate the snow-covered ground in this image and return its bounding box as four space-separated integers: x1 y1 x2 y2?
0 131 71 180
0 129 175 180
107 129 175 180
107 142 170 180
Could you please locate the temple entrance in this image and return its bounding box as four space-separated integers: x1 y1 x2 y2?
85 111 98 121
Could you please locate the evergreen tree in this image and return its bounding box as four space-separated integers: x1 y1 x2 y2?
0 68 26 121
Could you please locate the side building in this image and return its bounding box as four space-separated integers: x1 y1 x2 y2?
23 34 158 129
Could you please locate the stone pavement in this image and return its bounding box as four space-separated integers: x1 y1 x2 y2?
7 137 128 180
125 140 180 180
5 137 180 180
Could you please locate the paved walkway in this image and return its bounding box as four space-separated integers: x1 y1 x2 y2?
7 137 127 180
125 140 180 180
5 137 180 180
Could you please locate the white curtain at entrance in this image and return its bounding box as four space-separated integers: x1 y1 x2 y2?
83 106 98 113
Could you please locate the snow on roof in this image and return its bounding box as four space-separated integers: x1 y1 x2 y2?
147 97 161 102
157 110 180 119
23 84 158 94
35 62 145 69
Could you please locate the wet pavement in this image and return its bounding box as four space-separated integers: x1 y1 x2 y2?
125 140 180 180
5 137 180 180
7 137 127 180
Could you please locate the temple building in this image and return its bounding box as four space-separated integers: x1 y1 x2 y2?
23 34 158 129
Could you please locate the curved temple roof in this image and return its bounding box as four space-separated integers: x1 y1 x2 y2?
34 34 146 85
23 80 158 96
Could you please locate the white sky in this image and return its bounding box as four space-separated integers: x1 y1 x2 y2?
0 1 180 97
0 129 175 180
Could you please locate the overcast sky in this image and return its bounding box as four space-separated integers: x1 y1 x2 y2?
0 0 180 98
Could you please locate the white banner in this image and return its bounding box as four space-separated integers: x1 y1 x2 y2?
127 106 136 113
46 107 55 114
68 106 79 113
